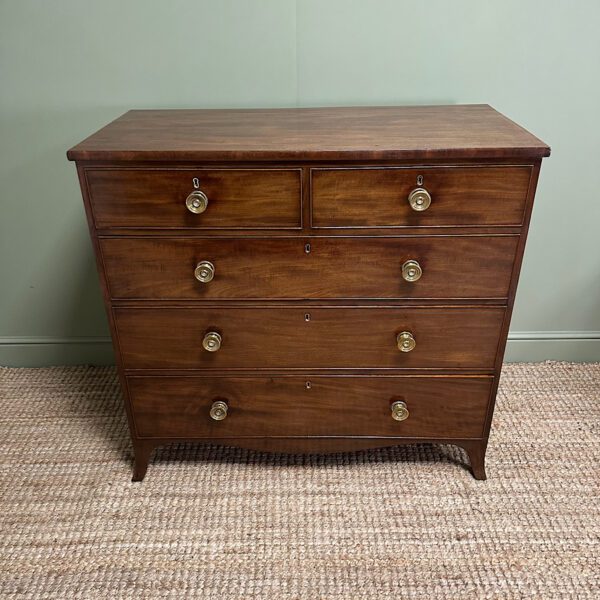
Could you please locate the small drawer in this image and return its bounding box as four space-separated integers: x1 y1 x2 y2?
128 375 493 439
114 306 504 370
86 168 302 229
311 166 531 228
101 235 519 300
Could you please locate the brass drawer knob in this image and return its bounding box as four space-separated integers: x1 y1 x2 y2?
210 400 228 421
194 260 215 283
402 259 422 282
202 331 222 352
408 187 432 211
397 331 416 352
185 190 209 214
391 400 409 421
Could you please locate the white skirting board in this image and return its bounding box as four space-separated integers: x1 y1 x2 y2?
1 333 599 367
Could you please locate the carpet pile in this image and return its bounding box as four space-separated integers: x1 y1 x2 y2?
0 362 598 598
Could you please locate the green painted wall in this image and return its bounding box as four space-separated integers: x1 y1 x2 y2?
1 0 599 365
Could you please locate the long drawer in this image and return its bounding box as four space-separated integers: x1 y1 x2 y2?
114 306 505 370
101 236 519 300
86 168 302 229
311 166 531 227
129 375 492 439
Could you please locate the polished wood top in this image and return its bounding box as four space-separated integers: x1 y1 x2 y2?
67 105 550 162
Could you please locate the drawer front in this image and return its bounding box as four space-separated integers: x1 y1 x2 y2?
129 375 492 439
101 235 518 300
86 168 302 229
114 307 504 370
311 166 531 227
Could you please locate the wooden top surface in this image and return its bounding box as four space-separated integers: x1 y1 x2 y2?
67 105 550 162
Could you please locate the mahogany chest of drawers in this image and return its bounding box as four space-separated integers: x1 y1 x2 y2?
67 105 549 481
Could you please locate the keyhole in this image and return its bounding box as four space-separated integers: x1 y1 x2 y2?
304 313 311 322
193 177 200 189
417 175 423 186
305 381 311 390
305 243 311 254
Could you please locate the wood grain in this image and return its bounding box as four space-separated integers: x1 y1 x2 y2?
129 375 493 439
311 166 531 227
100 236 519 300
67 105 550 162
86 168 302 229
114 306 505 370
67 105 549 480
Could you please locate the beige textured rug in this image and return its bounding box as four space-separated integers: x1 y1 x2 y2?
0 363 598 599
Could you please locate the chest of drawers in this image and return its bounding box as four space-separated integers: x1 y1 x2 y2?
68 105 549 481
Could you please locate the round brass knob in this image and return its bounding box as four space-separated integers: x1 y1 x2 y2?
210 400 228 421
397 331 416 352
408 187 432 211
202 331 222 352
185 190 209 214
391 400 409 421
194 260 215 283
402 259 422 282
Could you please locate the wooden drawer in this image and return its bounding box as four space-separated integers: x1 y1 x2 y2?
101 235 518 300
86 168 302 229
114 306 504 370
129 375 492 439
311 166 531 227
